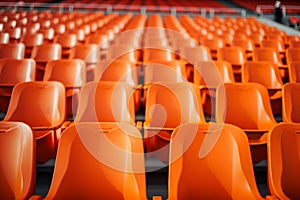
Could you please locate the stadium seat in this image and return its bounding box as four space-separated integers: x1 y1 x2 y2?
0 121 35 200
43 59 86 120
219 46 247 82
286 47 300 65
3 81 66 163
0 58 36 114
252 47 288 82
232 39 255 60
144 82 206 163
282 83 300 123
69 81 135 132
21 33 44 58
242 61 283 116
288 61 300 83
267 123 300 199
69 44 100 82
194 60 235 118
0 32 9 44
31 122 147 199
31 43 62 80
53 33 77 58
168 123 269 199
0 43 25 59
216 82 278 163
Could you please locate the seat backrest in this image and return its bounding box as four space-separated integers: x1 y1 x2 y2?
43 59 86 88
252 47 282 66
286 47 300 65
31 43 62 62
216 83 277 130
219 46 247 66
69 44 99 64
143 48 173 63
75 81 135 124
53 34 77 48
261 39 285 53
0 58 36 85
21 33 44 47
95 59 138 87
243 61 283 89
3 81 65 128
168 123 263 199
0 43 25 59
194 60 235 87
268 123 300 199
179 46 211 64
144 60 186 84
44 122 147 200
288 61 300 83
145 82 205 128
282 83 300 123
0 121 35 200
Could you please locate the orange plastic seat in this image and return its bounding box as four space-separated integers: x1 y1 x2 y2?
0 121 35 200
288 61 300 83
0 58 36 114
219 46 247 82
143 48 173 64
216 83 278 163
243 61 283 116
144 60 186 84
252 47 287 82
267 123 300 199
69 44 100 82
194 60 235 118
21 33 44 58
95 59 140 111
232 38 255 60
43 59 86 120
168 123 268 199
144 82 206 163
179 46 211 81
31 43 62 80
201 37 224 60
3 81 66 163
0 43 25 59
282 83 300 123
0 32 9 44
286 47 300 65
73 81 135 129
32 122 147 199
53 33 77 58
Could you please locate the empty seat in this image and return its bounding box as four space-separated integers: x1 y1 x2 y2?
267 123 300 199
286 47 300 65
0 121 35 200
31 122 147 199
53 33 77 58
0 58 36 114
168 123 268 199
243 61 283 116
288 61 300 83
194 60 235 118
144 82 206 162
71 81 135 132
0 43 25 59
31 43 62 80
43 59 86 120
21 33 44 58
252 47 288 82
69 44 100 82
216 83 278 163
219 46 247 82
282 83 300 123
3 81 66 163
